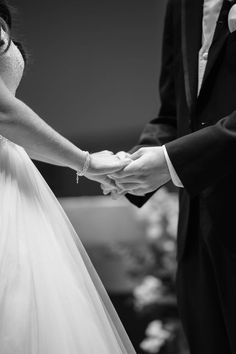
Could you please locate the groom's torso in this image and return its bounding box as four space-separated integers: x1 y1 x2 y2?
173 0 236 131
172 0 236 259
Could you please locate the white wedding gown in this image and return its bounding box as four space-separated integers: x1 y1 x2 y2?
0 35 136 353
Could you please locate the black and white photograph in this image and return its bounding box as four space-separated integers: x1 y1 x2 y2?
0 0 235 353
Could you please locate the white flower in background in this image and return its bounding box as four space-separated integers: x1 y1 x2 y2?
140 320 172 353
166 198 178 239
133 276 164 308
148 211 162 224
140 337 164 353
167 215 178 239
136 187 179 240
133 188 179 350
146 321 170 340
146 224 163 240
162 240 175 252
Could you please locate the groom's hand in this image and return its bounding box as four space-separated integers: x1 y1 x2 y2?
109 147 171 196
86 173 117 189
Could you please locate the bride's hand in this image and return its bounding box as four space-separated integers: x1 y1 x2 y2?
86 150 130 176
99 151 132 198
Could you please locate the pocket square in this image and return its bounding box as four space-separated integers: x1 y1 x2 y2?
228 4 236 33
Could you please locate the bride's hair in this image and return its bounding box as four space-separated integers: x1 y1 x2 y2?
0 0 12 28
0 0 11 53
0 0 27 61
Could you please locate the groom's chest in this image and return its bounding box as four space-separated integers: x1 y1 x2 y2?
173 0 236 123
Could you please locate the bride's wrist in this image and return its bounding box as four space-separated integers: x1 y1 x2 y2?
76 151 91 183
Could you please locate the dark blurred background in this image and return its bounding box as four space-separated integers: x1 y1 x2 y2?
12 0 167 197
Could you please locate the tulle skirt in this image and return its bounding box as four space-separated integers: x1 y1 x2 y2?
0 137 136 354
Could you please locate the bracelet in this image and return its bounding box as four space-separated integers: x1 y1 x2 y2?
76 151 90 184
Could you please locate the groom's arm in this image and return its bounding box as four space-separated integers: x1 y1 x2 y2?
165 114 236 197
126 0 177 207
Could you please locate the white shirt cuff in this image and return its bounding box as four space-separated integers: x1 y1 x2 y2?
162 145 184 188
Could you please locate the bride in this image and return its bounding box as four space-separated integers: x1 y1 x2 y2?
0 1 136 353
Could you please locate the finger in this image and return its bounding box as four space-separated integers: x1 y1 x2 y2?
101 179 125 193
100 183 107 191
102 189 110 195
109 168 140 179
122 159 144 174
101 182 118 190
111 190 126 200
101 150 114 155
113 177 141 184
100 180 118 191
100 183 111 192
101 185 118 195
128 188 147 196
116 182 140 190
129 149 143 160
103 160 130 175
119 158 132 167
103 189 119 196
109 173 133 179
110 162 141 179
101 176 117 188
116 151 132 161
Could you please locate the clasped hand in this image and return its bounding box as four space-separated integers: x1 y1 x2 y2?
97 147 171 198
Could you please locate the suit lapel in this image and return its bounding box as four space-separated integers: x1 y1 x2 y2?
181 0 203 112
198 0 231 97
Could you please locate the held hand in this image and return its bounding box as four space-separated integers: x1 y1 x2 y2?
85 150 130 189
99 151 132 198
109 147 171 196
87 150 130 175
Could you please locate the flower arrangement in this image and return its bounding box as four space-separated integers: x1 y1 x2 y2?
140 320 175 354
133 187 189 354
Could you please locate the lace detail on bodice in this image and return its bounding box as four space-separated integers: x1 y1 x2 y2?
0 29 25 96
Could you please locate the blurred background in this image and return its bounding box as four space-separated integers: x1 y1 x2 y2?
10 0 189 353
14 0 166 196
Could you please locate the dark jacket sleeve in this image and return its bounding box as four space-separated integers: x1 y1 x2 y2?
127 0 177 207
165 114 236 197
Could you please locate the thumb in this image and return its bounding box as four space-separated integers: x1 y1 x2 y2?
105 158 130 173
116 151 132 161
122 158 141 174
129 149 143 161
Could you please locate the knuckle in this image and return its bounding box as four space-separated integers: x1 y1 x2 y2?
139 168 147 177
139 148 144 155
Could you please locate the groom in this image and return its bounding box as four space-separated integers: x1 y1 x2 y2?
103 0 236 353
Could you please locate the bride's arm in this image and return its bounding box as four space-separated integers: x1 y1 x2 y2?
0 76 127 178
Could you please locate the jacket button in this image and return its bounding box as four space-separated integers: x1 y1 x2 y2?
201 122 206 126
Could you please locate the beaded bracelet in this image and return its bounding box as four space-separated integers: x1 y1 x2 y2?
76 151 90 184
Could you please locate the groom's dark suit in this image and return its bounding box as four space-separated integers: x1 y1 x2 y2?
128 0 236 353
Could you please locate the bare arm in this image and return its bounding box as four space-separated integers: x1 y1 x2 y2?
0 76 128 178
